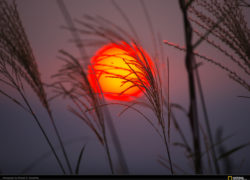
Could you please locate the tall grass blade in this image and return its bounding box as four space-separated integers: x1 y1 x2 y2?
179 0 202 173
56 0 129 174
217 143 250 161
20 136 87 174
0 0 66 174
75 144 86 175
194 59 220 173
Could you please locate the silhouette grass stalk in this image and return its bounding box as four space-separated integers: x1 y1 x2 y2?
10 76 66 174
188 0 250 91
165 0 249 172
56 0 129 174
110 41 174 174
179 0 202 174
56 1 174 174
194 58 220 173
46 110 73 174
51 50 114 174
0 0 67 174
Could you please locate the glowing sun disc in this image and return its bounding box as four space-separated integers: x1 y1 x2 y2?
88 42 153 101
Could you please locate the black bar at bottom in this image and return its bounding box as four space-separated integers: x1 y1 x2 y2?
0 175 249 180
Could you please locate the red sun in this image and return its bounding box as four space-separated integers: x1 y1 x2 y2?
88 42 153 101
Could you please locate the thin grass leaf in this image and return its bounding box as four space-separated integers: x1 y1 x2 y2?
194 56 220 173
198 132 236 159
0 89 28 112
170 110 192 156
0 0 68 174
51 39 114 173
158 155 188 174
85 102 163 138
170 103 188 115
167 58 171 141
237 95 250 99
217 142 250 160
21 136 87 174
75 144 86 175
163 40 250 91
173 142 191 151
193 17 224 49
188 0 250 92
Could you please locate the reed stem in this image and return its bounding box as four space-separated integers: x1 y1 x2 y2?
47 112 73 174
179 0 202 174
194 59 220 173
103 129 114 174
161 123 174 174
17 87 66 174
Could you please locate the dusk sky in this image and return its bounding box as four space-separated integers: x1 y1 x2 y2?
0 0 249 175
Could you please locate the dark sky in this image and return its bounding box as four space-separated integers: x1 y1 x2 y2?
0 0 249 175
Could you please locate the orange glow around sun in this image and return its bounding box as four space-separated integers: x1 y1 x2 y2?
88 42 154 101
